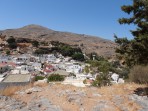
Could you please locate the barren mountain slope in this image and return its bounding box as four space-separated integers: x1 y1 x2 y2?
1 24 117 57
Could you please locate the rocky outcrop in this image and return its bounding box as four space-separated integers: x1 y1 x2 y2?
0 95 62 111
129 94 148 111
0 96 26 111
1 84 147 111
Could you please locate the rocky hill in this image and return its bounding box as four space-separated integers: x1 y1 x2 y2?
0 24 117 57
0 83 147 111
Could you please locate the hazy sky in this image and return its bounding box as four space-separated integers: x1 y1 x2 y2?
0 0 135 40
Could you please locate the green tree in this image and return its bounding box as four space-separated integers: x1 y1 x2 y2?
7 36 17 49
32 40 39 47
7 36 16 44
98 61 112 74
8 43 17 49
115 0 148 67
72 52 84 61
6 50 10 55
34 49 49 54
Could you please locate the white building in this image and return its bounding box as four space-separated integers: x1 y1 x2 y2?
31 63 42 71
11 65 30 74
47 54 56 63
13 54 31 64
66 64 82 74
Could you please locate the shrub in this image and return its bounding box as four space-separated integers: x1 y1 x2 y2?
84 66 90 74
6 50 10 55
86 60 100 67
129 65 148 84
48 74 64 82
83 79 87 84
92 73 111 87
35 76 45 81
113 67 130 79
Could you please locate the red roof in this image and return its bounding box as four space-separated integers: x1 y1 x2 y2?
46 65 54 68
43 69 52 73
0 62 16 67
0 63 7 67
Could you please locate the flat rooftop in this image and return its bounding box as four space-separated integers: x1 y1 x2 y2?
3 74 31 82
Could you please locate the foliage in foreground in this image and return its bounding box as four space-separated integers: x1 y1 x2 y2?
115 0 148 67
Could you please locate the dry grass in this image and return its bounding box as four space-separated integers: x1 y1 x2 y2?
95 83 146 111
33 82 48 87
98 83 146 96
0 86 22 96
0 83 33 96
129 65 148 84
10 83 146 111
0 82 49 97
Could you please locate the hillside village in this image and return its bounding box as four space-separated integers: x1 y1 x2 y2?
0 0 148 110
0 34 147 111
0 33 125 89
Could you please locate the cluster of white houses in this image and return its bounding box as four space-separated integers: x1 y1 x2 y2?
0 54 124 88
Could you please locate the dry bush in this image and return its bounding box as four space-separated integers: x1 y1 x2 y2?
129 65 148 84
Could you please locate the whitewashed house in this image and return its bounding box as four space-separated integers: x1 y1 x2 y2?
111 73 119 83
66 64 82 74
47 54 56 63
58 63 66 70
75 74 87 80
13 54 31 64
31 63 42 71
11 65 30 74
0 55 12 63
54 58 61 63
51 63 59 69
